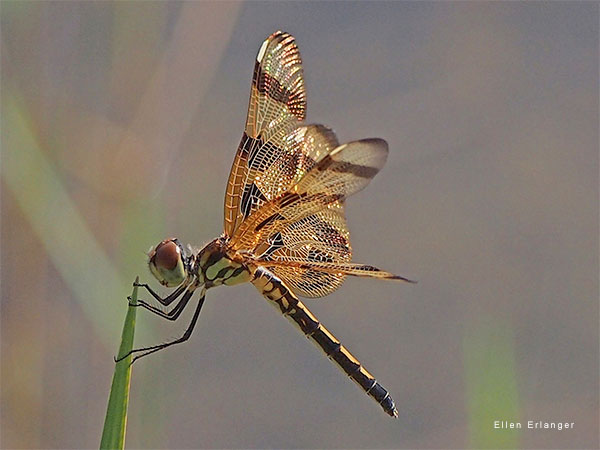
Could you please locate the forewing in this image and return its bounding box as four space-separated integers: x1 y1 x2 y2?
231 139 391 298
231 138 389 252
296 138 389 197
258 259 415 282
254 125 339 201
224 31 307 237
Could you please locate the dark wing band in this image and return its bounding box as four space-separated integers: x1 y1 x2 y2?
224 31 307 237
231 139 395 298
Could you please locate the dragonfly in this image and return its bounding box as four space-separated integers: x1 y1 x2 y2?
119 31 414 418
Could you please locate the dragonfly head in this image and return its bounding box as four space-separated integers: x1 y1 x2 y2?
148 238 189 287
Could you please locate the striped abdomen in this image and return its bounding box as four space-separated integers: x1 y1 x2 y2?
252 266 398 418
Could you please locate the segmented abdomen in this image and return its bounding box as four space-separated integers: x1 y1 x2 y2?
251 266 398 418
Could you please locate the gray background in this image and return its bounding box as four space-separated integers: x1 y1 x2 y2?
2 2 598 449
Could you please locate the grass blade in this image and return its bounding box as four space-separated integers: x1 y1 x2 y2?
465 321 520 449
100 279 139 450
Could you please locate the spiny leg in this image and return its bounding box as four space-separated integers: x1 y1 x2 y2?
252 266 398 418
115 289 206 364
132 287 196 321
133 280 189 306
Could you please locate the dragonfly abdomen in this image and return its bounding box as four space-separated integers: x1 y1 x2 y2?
252 266 398 418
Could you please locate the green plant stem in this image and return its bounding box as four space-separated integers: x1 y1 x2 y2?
100 278 139 450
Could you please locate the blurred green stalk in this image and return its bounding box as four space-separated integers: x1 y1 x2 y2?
1 91 151 345
100 279 139 450
464 321 520 449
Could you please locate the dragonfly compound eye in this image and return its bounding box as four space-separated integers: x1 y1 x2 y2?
148 239 187 287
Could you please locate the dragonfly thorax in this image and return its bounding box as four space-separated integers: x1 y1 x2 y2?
196 238 252 288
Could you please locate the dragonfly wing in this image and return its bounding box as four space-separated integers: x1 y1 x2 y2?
231 139 394 298
224 31 308 237
253 124 340 202
231 138 388 250
254 203 351 298
296 138 389 197
258 259 415 282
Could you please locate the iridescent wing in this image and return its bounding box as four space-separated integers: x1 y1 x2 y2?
252 202 351 297
224 31 307 237
230 139 414 298
231 139 389 250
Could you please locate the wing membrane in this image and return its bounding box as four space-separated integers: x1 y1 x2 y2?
223 32 401 298
230 139 388 252
254 204 351 297
257 259 415 282
297 138 389 196
224 31 307 237
231 139 398 297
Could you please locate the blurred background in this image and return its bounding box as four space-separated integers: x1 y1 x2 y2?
1 2 598 449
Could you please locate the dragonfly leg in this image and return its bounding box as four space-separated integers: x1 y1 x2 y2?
115 290 206 364
133 281 188 306
131 287 196 321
